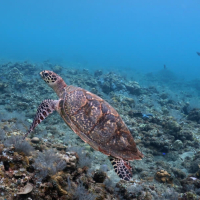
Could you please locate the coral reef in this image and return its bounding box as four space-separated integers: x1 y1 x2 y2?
0 61 200 199
155 169 173 184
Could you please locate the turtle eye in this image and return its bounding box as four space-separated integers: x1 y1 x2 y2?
44 73 49 77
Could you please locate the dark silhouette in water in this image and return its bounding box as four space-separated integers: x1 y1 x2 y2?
197 52 200 56
164 64 166 69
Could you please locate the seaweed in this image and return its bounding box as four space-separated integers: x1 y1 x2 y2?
4 135 34 155
74 181 97 200
33 149 66 181
69 146 93 168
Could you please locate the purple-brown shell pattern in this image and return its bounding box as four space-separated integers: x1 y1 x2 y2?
61 85 143 161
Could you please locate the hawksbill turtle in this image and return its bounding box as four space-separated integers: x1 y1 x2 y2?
24 70 144 181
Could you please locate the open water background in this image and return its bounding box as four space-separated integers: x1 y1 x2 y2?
0 0 200 79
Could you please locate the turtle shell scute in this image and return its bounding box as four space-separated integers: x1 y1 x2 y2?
90 114 117 141
70 99 102 134
65 89 87 115
62 87 143 160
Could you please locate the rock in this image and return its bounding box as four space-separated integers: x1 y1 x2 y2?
85 78 97 87
125 81 141 95
173 140 183 150
53 144 67 151
160 93 168 99
27 119 33 123
180 151 194 160
188 109 200 123
178 131 194 141
188 151 200 173
60 152 78 170
17 102 29 109
17 183 33 194
94 70 103 77
123 97 135 106
164 120 181 133
171 167 186 179
0 83 7 91
31 137 40 143
102 81 111 94
93 170 107 183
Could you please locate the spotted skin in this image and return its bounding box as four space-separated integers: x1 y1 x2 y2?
41 70 57 83
24 70 144 181
23 99 57 139
110 158 133 181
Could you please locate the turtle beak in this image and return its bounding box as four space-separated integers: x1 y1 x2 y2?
40 71 45 78
40 70 49 80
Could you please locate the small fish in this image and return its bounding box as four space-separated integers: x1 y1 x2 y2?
164 64 166 69
197 52 200 56
142 113 153 119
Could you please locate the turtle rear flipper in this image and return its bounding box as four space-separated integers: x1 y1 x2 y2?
23 99 59 139
110 158 133 181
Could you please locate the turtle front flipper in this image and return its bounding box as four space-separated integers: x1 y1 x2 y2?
110 158 133 181
23 99 59 139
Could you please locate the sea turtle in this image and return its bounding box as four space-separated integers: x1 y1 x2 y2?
24 70 144 181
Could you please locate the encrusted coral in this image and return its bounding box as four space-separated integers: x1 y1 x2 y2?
51 173 68 195
155 169 173 184
60 151 77 170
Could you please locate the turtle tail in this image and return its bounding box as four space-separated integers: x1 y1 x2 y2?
23 99 57 140
110 158 133 181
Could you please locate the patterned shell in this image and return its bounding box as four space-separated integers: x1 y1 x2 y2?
60 85 143 161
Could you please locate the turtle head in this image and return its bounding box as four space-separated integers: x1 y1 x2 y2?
40 70 67 98
40 70 59 85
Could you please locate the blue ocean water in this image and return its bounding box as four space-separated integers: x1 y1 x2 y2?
0 0 199 79
1 2 200 198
